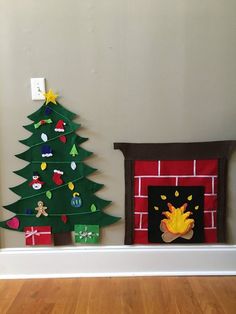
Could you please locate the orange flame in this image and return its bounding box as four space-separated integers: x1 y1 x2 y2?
161 202 194 236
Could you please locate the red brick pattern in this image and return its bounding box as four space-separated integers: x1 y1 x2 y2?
134 159 218 244
196 160 218 176
134 230 149 244
204 195 217 211
142 213 148 229
134 198 148 212
178 177 213 194
135 161 158 176
160 160 194 176
204 229 217 243
134 213 141 229
140 178 176 195
134 178 140 196
204 212 214 228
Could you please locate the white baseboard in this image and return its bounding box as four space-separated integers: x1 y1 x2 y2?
0 245 236 279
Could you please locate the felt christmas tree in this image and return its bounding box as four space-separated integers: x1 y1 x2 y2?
0 89 120 245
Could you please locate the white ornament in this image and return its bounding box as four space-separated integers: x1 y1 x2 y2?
71 161 76 170
41 133 48 142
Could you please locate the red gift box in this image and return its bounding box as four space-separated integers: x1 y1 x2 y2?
24 226 52 246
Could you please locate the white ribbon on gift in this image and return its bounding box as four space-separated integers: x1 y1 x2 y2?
78 230 99 242
25 227 51 245
79 231 93 239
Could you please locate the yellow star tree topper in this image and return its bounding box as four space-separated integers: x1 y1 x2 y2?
43 89 58 105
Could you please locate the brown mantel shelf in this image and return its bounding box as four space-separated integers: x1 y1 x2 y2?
114 141 236 245
114 141 236 160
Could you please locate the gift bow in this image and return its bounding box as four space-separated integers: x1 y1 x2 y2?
79 231 93 239
78 230 99 241
34 119 52 129
25 230 40 239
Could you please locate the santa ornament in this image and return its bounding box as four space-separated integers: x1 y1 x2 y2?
55 120 66 132
29 172 45 190
53 169 64 185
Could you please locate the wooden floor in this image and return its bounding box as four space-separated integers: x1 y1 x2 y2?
0 277 236 314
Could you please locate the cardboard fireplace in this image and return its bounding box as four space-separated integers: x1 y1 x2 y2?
114 141 236 245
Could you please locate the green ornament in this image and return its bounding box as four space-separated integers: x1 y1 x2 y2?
46 190 52 199
90 204 97 212
70 144 78 157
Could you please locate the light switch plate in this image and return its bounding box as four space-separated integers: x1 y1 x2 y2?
30 78 46 100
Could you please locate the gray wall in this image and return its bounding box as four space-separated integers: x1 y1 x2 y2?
0 0 236 247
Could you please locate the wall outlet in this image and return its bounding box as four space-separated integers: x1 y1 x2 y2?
30 78 46 100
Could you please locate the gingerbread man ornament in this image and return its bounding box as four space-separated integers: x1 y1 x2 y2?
35 201 48 218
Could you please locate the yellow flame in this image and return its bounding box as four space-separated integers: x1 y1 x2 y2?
175 190 179 197
161 195 167 200
161 203 194 235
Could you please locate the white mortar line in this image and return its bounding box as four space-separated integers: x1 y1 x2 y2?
134 195 148 198
134 211 149 214
138 177 141 196
193 160 196 176
139 213 142 229
158 160 161 176
134 175 218 178
135 228 148 231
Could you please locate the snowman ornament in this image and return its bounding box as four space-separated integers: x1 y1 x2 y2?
29 172 45 190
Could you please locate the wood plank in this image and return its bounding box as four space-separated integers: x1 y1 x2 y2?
0 277 235 314
0 280 24 313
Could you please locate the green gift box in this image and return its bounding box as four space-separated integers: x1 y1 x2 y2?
74 224 99 244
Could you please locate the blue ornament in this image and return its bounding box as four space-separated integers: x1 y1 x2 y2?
25 209 33 215
45 106 53 115
71 192 82 208
41 145 53 157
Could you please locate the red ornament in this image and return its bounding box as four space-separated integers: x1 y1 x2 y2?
55 119 66 132
59 135 67 143
52 169 64 185
61 215 67 224
6 217 20 229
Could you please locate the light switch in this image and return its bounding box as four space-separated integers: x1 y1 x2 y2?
30 78 46 100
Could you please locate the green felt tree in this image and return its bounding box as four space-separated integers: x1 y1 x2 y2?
0 89 120 244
